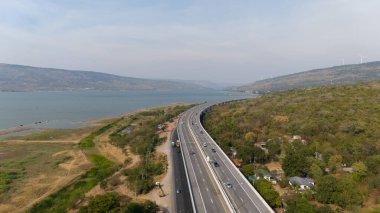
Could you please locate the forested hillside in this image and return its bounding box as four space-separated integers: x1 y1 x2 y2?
204 80 380 212
238 61 380 93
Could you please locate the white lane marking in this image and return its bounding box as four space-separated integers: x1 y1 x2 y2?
206 187 209 192
178 115 207 213
240 197 244 202
211 199 214 204
203 178 205 182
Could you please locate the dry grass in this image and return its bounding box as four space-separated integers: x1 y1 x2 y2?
0 142 91 213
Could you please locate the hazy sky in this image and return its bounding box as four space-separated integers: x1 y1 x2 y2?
0 0 379 84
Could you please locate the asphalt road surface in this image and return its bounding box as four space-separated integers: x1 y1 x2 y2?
176 103 274 213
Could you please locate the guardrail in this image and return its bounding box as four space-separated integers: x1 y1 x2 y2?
198 104 275 213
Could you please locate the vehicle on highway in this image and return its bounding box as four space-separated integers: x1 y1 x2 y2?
225 182 232 189
190 151 196 155
203 143 207 147
200 130 203 134
213 161 219 167
211 148 216 153
176 189 181 194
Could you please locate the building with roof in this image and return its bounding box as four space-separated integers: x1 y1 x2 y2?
288 176 314 190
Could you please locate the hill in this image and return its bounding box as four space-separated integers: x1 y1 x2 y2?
237 61 380 93
204 80 380 211
0 63 199 92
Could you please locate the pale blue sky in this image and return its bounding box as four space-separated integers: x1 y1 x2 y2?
0 0 379 84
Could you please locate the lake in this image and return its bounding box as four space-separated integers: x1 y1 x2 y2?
0 90 252 131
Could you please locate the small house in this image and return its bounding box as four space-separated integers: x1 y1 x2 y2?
289 176 314 190
254 169 273 182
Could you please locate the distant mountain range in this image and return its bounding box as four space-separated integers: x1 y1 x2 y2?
0 63 201 92
237 61 380 93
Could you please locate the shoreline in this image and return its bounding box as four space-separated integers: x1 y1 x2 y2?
0 102 191 139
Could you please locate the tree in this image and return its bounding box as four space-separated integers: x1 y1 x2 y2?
125 201 157 213
267 139 281 160
309 163 323 180
333 175 363 208
254 179 281 208
286 198 316 213
79 192 121 213
366 155 380 175
316 205 334 213
283 142 310 177
244 132 255 142
315 175 338 204
327 155 343 173
241 164 255 177
352 161 367 181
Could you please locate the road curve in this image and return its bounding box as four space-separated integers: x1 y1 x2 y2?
177 103 274 213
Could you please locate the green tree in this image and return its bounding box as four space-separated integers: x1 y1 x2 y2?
309 163 323 180
333 175 363 208
267 139 281 160
366 155 380 175
327 155 343 173
316 205 334 213
254 179 281 208
79 192 121 213
283 142 310 177
286 197 316 213
241 164 255 177
315 175 338 204
352 161 367 181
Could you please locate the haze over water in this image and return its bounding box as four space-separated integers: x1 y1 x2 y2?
0 90 251 130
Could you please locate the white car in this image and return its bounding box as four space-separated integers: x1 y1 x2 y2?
203 143 207 147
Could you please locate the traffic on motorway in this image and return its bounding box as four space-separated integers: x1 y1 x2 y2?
175 103 274 213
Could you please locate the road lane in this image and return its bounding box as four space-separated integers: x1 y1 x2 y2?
177 103 274 213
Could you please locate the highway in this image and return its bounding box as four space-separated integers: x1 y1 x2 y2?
171 127 194 213
176 103 274 213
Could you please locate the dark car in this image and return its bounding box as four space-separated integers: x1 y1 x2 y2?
213 161 219 167
211 148 216 153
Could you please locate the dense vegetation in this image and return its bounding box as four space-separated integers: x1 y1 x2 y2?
110 105 191 194
78 192 157 213
79 119 122 148
204 80 380 211
254 179 281 208
28 154 118 213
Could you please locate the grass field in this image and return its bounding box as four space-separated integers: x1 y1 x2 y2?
3 126 98 141
0 142 90 213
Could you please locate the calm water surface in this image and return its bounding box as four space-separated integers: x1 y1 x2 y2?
0 90 251 130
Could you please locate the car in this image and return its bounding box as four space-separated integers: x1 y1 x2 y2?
225 182 232 189
177 149 181 154
200 131 204 134
176 189 181 194
190 151 196 155
203 143 207 147
211 148 216 153
213 161 219 167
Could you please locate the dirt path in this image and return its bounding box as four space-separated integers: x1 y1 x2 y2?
143 118 178 212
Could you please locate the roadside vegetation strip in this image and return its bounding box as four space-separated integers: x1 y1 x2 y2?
27 153 119 213
79 118 122 148
204 80 380 211
110 105 192 194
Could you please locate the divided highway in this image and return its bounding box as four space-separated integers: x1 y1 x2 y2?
176 103 274 213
